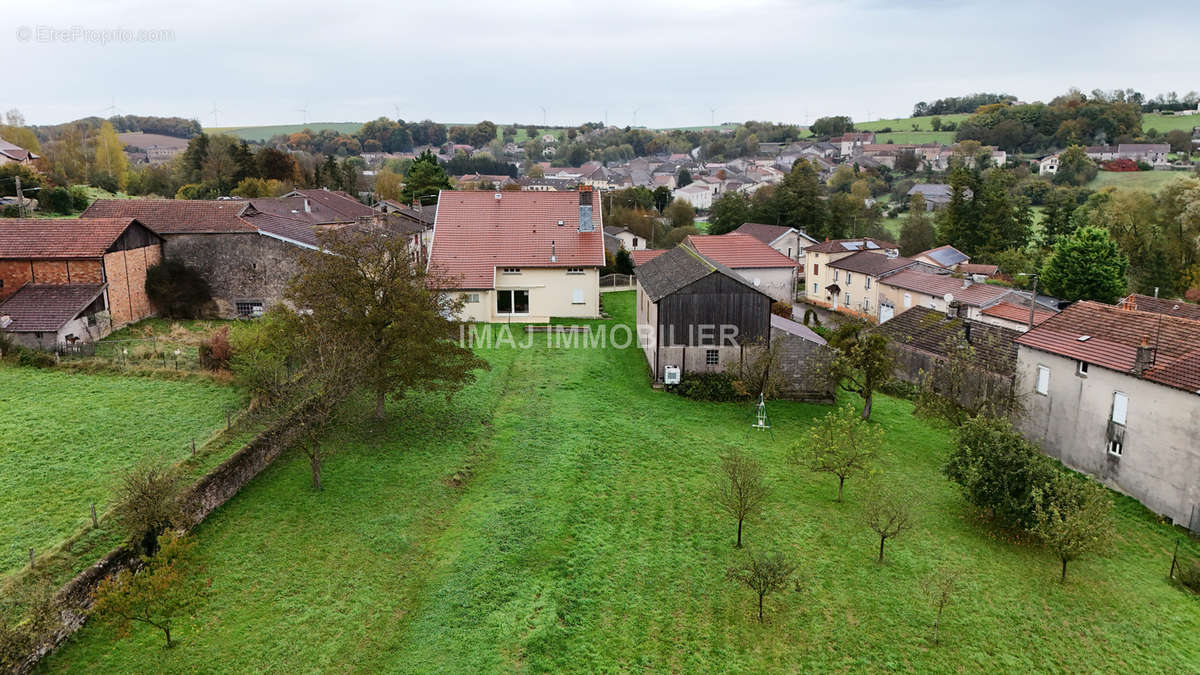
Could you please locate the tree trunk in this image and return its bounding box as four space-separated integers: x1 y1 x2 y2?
736 517 743 548
310 445 322 491
1060 557 1068 583
837 476 845 502
374 390 386 420
163 625 172 648
758 592 764 623
861 393 873 420
878 535 886 563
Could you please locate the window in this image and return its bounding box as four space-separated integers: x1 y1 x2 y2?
812 282 818 293
812 263 819 276
566 267 585 274
1076 360 1089 376
1035 365 1050 395
865 276 871 289
463 293 480 304
496 289 529 314
632 237 639 247
705 349 719 366
502 267 521 274
844 292 851 306
833 270 839 282
903 293 911 308
1111 391 1128 425
787 247 792 258
571 288 585 304
235 300 264 317
846 272 853 285
1108 439 1123 456
863 298 869 312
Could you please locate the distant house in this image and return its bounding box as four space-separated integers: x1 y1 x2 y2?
1038 155 1059 175
877 269 1016 323
117 132 188 165
1016 301 1200 526
683 234 800 303
801 238 909 319
906 184 956 210
672 183 715 210
604 226 645 251
0 138 38 166
634 245 833 399
831 132 876 156
427 187 605 323
734 222 819 264
1118 293 1200 321
631 249 667 267
1085 145 1119 162
914 244 970 269
0 218 162 348
977 299 1057 332
1116 143 1170 166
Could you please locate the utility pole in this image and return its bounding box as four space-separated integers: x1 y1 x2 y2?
14 175 22 218
1027 275 1039 329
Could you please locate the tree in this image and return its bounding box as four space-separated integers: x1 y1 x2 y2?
727 550 798 623
1041 226 1128 303
614 248 635 276
793 405 880 501
286 229 489 420
677 168 693 187
652 185 672 213
145 260 213 319
1053 145 1098 187
714 450 769 548
861 484 913 562
1031 474 1115 582
90 532 208 648
665 198 695 229
922 567 960 646
809 116 855 138
400 150 451 205
708 191 752 235
113 463 182 556
943 416 1057 529
92 121 129 191
899 194 936 256
826 319 895 420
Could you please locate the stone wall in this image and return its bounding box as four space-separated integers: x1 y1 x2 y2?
770 328 836 402
162 233 300 318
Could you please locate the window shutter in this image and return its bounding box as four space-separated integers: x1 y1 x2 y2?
1036 366 1050 394
572 288 585 304
1112 392 1128 425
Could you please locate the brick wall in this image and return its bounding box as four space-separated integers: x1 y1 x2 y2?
769 328 837 402
67 260 103 284
162 233 300 318
0 259 34 301
103 244 160 326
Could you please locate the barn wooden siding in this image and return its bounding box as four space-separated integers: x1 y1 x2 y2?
657 272 770 346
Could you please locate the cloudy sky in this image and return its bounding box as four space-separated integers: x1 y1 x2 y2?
4 0 1197 129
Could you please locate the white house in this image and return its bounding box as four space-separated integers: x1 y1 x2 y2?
672 183 715 211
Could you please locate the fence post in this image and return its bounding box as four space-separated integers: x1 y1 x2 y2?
192 438 196 455
1170 539 1180 579
90 503 98 528
29 548 34 568
226 409 231 430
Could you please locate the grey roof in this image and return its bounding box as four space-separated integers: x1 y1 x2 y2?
0 283 105 332
828 251 917 276
872 306 1021 376
636 245 763 302
907 184 953 202
770 314 826 345
917 245 969 267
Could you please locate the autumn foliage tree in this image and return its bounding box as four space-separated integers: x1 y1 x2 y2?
793 405 880 502
826 319 895 420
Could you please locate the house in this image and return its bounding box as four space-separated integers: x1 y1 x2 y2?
907 184 956 210
831 132 875 156
977 299 1057 332
958 263 1000 278
0 218 162 348
872 305 1022 409
1116 143 1171 166
454 173 517 190
117 132 188 165
801 238 906 318
672 183 715 210
427 187 605 323
876 269 1015 323
1015 301 1200 526
634 245 833 399
604 226 646 251
817 251 921 319
1038 155 1059 175
682 234 800 303
0 138 38 166
733 222 819 264
1118 293 1200 321
1085 145 1120 162
914 244 970 269
631 249 667 266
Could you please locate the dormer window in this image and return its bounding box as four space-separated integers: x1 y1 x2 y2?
502 267 521 274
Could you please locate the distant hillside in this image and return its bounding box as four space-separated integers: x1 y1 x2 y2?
206 122 363 142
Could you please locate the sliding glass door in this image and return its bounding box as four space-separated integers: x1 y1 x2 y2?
496 289 529 315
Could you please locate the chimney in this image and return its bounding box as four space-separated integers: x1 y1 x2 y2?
303 198 311 213
578 185 594 232
1133 336 1156 376
550 240 557 263
961 277 972 289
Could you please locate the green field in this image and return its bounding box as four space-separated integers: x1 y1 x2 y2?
42 292 1200 672
1142 112 1200 134
855 113 971 133
206 122 363 142
1086 170 1194 193
871 131 958 145
0 367 244 578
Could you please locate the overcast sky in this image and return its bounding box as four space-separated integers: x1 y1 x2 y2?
4 0 1198 129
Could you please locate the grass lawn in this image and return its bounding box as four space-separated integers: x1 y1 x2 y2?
206 123 363 143
43 292 1200 672
0 367 244 578
1142 112 1200 135
1086 170 1194 193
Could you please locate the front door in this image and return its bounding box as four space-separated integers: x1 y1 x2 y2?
879 303 894 323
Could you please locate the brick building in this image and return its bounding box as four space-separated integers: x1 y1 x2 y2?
0 218 161 348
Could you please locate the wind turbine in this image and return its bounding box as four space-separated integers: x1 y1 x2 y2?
393 103 401 120
296 106 308 125
708 106 718 126
538 105 547 126
210 103 221 129
101 98 118 119
632 107 640 127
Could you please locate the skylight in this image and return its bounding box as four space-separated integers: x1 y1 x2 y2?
1077 335 1091 342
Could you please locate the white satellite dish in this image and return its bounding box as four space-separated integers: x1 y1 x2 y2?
943 293 954 303
753 278 761 286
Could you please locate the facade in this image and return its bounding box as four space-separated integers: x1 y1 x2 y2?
604 226 646 251
1116 143 1171 166
733 222 819 264
672 183 715 210
428 188 605 323
682 234 800 303
1016 302 1200 526
0 138 38 166
876 269 1015 323
800 239 909 320
0 218 161 347
1039 155 1059 175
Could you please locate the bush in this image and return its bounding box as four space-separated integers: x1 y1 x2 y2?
17 348 56 368
230 307 298 404
41 186 74 214
69 185 91 211
802 308 821 327
675 372 748 402
1179 560 1200 593
199 326 231 371
770 301 792 319
878 378 921 401
145 259 212 318
1136 161 1153 171
943 416 1059 529
0 205 19 218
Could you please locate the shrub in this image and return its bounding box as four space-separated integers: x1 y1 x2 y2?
69 185 91 211
0 205 19 218
112 463 182 555
1136 161 1153 171
199 326 231 371
41 186 74 214
676 372 747 402
145 260 212 318
1179 560 1200 593
802 308 821 327
943 416 1058 529
17 348 56 368
230 307 299 404
878 378 921 401
770 301 792 319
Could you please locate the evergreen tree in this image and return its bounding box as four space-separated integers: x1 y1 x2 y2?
1041 226 1128 303
900 193 936 256
400 150 452 205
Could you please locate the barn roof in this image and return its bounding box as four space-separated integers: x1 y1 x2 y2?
636 245 762 302
0 218 145 259
82 199 257 233
0 283 106 332
873 306 1021 376
683 233 799 269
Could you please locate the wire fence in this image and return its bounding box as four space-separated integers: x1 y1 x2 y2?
600 273 636 289
57 337 203 370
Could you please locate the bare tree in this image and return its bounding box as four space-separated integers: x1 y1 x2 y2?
735 335 788 400
727 550 798 623
861 485 913 563
714 450 769 548
792 405 880 502
922 567 960 646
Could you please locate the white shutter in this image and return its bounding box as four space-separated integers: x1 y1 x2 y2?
572 288 585 304
1036 366 1050 395
1112 392 1128 425
903 293 912 308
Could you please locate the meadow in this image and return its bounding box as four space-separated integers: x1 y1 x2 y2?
206 122 363 142
39 291 1200 672
1086 170 1194 193
0 367 244 578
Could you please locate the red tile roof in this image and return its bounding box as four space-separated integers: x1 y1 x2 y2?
1118 294 1200 321
428 190 605 289
0 283 105 332
734 222 793 245
82 199 256 233
0 218 142 259
881 270 1012 306
1016 301 1200 394
631 249 667 266
683 234 799 269
981 300 1056 326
